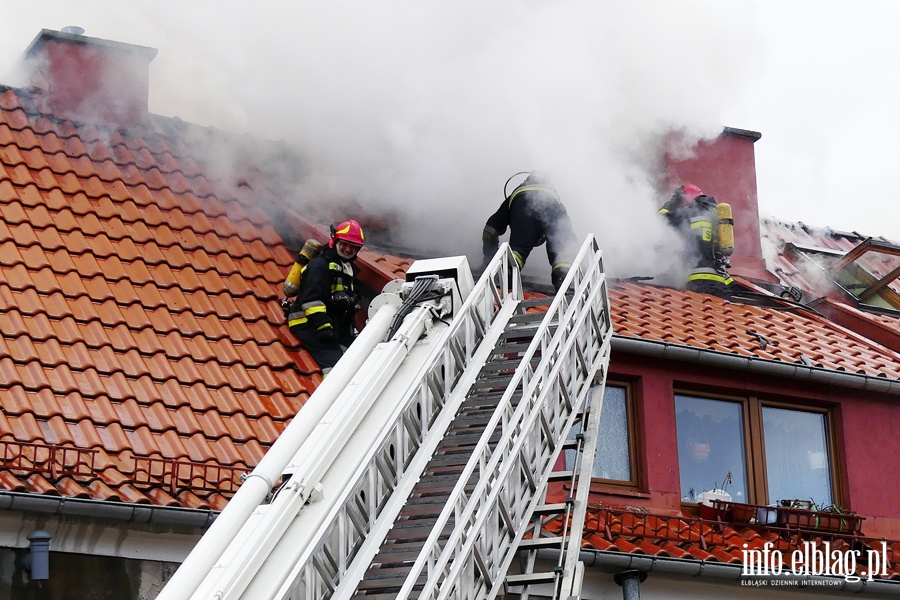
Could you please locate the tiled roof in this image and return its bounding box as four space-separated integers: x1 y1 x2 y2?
2 72 898 530
0 86 409 510
610 282 900 379
540 504 900 581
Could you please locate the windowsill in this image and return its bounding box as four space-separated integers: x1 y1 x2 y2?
587 482 650 498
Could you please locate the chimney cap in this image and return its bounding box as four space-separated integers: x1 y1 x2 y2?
24 28 158 60
723 126 762 142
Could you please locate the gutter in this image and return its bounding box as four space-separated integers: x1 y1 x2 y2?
0 491 217 529
540 549 900 596
612 336 900 396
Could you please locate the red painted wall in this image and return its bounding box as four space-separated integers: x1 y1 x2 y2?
26 31 156 127
587 353 900 539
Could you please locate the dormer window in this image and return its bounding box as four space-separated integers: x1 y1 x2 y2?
786 239 900 311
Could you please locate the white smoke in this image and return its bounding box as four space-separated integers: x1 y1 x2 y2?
1 0 765 282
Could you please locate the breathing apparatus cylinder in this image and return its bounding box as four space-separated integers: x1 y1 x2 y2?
716 203 734 257
283 239 324 297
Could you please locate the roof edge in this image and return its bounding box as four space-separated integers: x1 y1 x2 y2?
0 491 217 530
611 335 900 395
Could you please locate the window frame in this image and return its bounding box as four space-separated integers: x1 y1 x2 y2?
569 380 644 494
674 388 843 508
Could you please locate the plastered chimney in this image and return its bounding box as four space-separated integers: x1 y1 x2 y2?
21 28 157 127
663 127 778 285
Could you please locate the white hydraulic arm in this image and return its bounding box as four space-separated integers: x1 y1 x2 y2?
156 245 525 600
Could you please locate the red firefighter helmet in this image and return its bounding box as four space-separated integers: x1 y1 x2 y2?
330 219 365 249
680 183 703 203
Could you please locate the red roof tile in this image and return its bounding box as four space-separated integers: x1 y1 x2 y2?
610 282 900 379
0 86 410 509
550 504 900 581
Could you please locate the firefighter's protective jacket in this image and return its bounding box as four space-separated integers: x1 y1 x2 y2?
287 245 360 333
482 181 577 289
658 195 734 290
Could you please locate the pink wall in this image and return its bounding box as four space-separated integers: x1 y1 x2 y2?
588 354 900 539
26 30 156 127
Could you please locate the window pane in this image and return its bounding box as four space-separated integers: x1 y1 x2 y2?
594 386 631 480
762 407 832 507
565 385 632 482
675 395 747 503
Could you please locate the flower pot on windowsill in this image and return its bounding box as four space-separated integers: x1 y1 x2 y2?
700 489 732 507
776 504 864 534
710 501 775 526
698 490 733 521
814 512 863 534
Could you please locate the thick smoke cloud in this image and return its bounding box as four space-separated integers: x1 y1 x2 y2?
1 1 764 281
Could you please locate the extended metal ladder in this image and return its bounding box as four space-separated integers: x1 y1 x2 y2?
351 295 555 597
345 235 611 600
157 236 610 600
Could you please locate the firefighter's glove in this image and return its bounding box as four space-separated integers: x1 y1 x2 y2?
307 311 337 344
316 323 338 345
482 228 500 258
279 298 293 317
331 291 358 316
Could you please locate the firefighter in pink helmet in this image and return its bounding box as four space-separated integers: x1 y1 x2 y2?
658 184 734 300
287 220 365 374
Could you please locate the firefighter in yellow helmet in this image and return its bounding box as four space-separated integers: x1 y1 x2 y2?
658 184 734 300
482 171 578 291
287 220 365 374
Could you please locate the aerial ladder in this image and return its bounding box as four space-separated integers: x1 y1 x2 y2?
156 234 612 600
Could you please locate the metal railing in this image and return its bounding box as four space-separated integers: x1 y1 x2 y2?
0 440 98 480
277 245 524 600
397 234 611 600
132 456 247 495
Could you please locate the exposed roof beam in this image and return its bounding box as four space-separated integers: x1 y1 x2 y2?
828 237 873 274
860 263 900 302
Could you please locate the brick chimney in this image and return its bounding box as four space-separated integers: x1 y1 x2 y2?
21 28 157 128
663 127 778 285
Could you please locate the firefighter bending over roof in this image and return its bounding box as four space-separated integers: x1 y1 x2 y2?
482 171 578 292
287 220 365 375
658 184 735 300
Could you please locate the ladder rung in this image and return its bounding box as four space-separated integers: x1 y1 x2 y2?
546 470 573 481
506 571 559 586
519 296 552 308
531 503 568 515
560 438 579 450
515 536 565 550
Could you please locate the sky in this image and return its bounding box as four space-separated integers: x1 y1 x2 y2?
3 1 900 280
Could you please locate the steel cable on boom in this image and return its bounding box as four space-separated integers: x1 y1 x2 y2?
383 276 442 342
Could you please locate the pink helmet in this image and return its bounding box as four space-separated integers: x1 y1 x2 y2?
680 183 703 202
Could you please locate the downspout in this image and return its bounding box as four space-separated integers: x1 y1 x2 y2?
613 570 646 600
0 491 216 528
612 336 900 395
